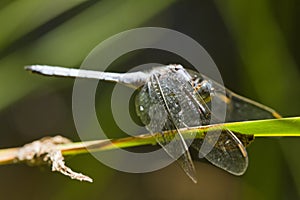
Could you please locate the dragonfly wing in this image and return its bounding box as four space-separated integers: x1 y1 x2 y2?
135 68 206 183
187 70 281 122
159 122 198 183
192 129 248 175
185 69 250 174
223 90 281 121
210 82 280 121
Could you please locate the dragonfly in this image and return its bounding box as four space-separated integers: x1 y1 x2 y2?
25 64 281 183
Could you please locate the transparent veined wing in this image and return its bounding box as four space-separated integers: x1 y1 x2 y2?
187 70 281 122
135 66 211 183
224 90 281 121
191 129 253 175
184 69 253 175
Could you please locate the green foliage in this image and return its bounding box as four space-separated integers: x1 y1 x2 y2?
215 1 300 199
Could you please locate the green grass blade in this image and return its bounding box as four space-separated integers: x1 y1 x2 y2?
0 117 299 166
221 117 300 137
54 116 300 155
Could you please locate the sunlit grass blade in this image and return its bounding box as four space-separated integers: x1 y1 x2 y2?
0 117 299 166
221 117 300 137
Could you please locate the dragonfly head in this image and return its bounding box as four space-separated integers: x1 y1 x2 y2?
193 78 213 103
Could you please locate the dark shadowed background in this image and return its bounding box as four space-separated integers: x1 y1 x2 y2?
0 1 299 200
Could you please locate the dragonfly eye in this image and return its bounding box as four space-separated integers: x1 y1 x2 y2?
195 80 212 101
170 64 184 71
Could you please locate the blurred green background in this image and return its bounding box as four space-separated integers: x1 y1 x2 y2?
0 0 299 199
